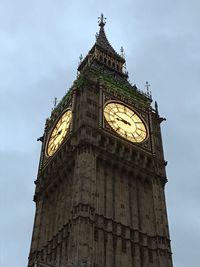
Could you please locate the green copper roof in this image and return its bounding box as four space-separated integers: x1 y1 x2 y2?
101 73 151 106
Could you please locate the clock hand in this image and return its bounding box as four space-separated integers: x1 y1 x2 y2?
51 129 62 138
116 117 131 126
114 113 129 122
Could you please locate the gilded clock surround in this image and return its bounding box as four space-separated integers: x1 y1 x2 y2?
46 109 72 157
104 100 148 143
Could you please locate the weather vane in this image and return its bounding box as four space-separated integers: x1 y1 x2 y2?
98 13 106 27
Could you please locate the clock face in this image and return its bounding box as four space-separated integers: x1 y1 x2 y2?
46 109 72 157
104 102 147 143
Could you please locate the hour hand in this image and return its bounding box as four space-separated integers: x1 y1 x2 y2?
116 117 131 126
51 129 62 138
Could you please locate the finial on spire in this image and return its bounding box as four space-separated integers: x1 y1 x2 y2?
155 101 159 114
120 46 125 59
145 81 152 98
77 54 83 77
53 97 57 107
145 81 150 93
98 13 106 27
52 97 57 111
79 54 83 65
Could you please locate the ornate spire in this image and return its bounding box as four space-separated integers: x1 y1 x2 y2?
95 14 125 63
78 14 127 77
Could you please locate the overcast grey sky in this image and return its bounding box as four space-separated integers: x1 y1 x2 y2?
1 1 200 267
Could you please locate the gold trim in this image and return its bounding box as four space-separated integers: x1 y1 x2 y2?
103 100 149 143
45 109 72 157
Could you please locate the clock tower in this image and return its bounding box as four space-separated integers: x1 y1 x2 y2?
28 14 173 267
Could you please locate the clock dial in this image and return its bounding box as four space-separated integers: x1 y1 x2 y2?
46 110 72 157
104 102 147 143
